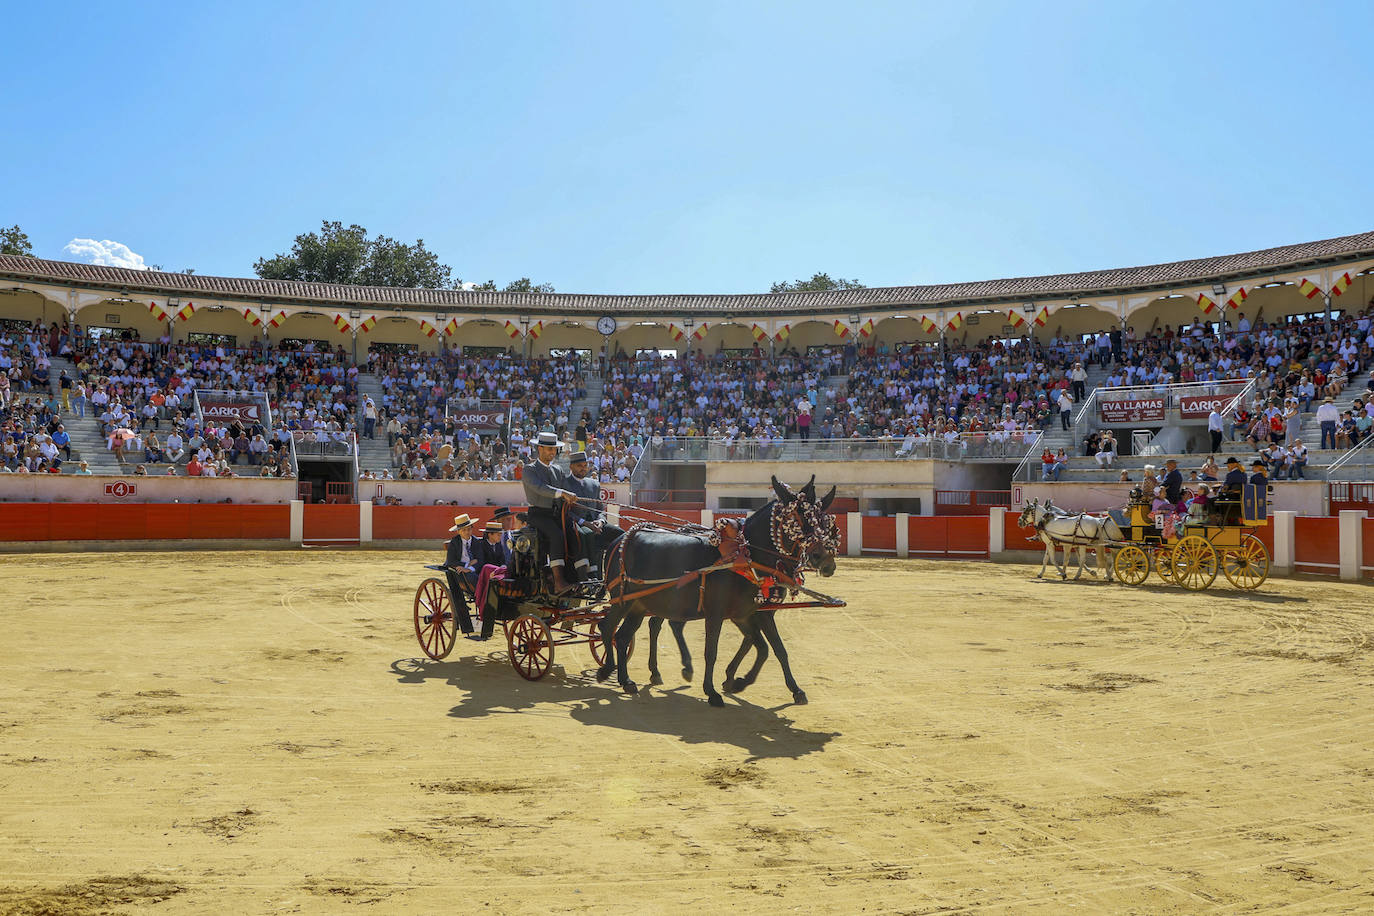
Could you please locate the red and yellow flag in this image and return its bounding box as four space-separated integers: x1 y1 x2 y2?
1007 309 1027 329
358 315 377 333
667 323 685 341
333 314 352 333
175 301 196 322
242 308 262 328
833 319 851 339
442 318 459 337
148 301 168 322
528 320 543 339
1331 272 1353 297
774 324 790 343
1226 287 1248 310
1298 279 1321 299
692 323 708 341
503 320 521 338
751 323 768 342
267 310 286 329
1033 306 1050 327
920 315 937 334
420 320 437 338
858 318 875 338
1196 293 1217 315
945 312 963 332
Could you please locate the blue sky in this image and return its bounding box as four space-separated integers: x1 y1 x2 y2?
3 1 1371 294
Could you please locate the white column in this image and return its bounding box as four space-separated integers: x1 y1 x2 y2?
1271 510 1296 576
988 506 1006 554
1339 510 1363 581
895 512 909 558
289 499 304 544
847 511 861 557
700 508 713 529
359 500 373 544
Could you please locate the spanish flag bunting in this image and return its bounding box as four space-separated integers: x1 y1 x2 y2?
1298 278 1321 299
503 320 522 338
858 318 875 338
1331 272 1353 298
442 318 459 337
691 323 708 341
920 315 937 333
147 301 168 322
242 308 262 328
175 301 196 322
833 319 851 339
358 315 377 333
774 324 790 342
751 323 768 342
945 311 963 332
1225 287 1248 310
1033 306 1050 327
528 320 543 339
1196 293 1217 315
267 310 286 329
420 320 437 338
667 322 685 341
1007 309 1027 329
333 314 352 333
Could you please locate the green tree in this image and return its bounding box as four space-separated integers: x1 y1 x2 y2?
253 221 452 288
1 225 34 257
769 272 865 293
501 277 555 293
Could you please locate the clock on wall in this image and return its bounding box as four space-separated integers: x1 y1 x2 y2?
596 315 617 336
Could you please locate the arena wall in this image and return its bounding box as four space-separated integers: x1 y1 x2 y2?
1014 481 1328 517
0 475 296 504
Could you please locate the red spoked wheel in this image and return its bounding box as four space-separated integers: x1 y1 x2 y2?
414 577 457 660
507 614 554 681
587 623 633 667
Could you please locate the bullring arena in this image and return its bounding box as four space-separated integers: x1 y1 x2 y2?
3 234 1374 913
4 551 1374 913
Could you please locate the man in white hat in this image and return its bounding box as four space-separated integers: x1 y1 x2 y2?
443 513 480 634
522 431 577 593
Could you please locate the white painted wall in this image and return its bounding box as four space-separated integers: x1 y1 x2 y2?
362 479 526 507
0 474 295 504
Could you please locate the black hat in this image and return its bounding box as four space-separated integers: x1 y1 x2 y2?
493 506 513 520
1225 457 1240 466
569 450 588 463
1252 459 1265 469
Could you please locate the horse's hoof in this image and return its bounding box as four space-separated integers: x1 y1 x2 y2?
792 690 808 705
621 680 638 696
682 667 693 681
595 664 614 683
707 693 725 708
649 672 664 686
724 678 747 694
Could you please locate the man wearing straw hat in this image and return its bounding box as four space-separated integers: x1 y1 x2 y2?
523 431 578 594
443 513 480 635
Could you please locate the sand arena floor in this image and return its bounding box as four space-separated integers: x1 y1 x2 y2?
2 550 1374 914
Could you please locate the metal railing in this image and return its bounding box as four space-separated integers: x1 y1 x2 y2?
1324 433 1374 480
645 433 1040 463
290 430 356 460
1011 429 1045 483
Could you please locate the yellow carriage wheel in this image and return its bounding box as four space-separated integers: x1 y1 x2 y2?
1172 535 1218 591
1152 546 1176 582
1222 534 1270 590
1113 545 1151 585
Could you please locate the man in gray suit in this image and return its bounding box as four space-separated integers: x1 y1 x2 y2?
568 450 622 576
522 431 578 593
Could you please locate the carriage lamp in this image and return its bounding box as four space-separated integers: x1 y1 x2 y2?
1212 282 1227 296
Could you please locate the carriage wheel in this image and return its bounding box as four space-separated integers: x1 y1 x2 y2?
1152 546 1176 582
413 578 457 661
587 624 634 667
507 614 554 681
1172 536 1218 591
1223 535 1270 590
1112 545 1150 586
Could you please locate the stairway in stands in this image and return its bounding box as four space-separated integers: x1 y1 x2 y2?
353 372 392 474
48 356 124 474
567 376 603 429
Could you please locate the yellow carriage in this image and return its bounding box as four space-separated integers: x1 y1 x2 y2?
1108 483 1271 591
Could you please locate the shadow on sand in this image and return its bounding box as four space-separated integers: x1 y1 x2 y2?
389 655 837 761
1027 577 1309 604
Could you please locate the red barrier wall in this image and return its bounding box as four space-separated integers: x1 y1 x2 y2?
1004 514 1042 551
1294 516 1341 573
862 516 896 554
907 516 990 557
302 504 360 542
0 503 290 541
1362 518 1374 576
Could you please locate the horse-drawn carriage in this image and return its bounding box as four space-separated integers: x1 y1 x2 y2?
410 476 845 705
1019 482 1272 592
1107 482 1271 591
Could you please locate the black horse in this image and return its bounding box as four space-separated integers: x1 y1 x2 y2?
597 475 838 707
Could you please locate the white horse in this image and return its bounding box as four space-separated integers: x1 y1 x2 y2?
1016 499 1116 581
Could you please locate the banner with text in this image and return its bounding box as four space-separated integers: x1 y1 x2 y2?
1099 397 1165 424
1178 395 1234 420
448 408 508 430
200 399 263 424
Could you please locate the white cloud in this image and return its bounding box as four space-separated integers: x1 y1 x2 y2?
63 238 149 270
